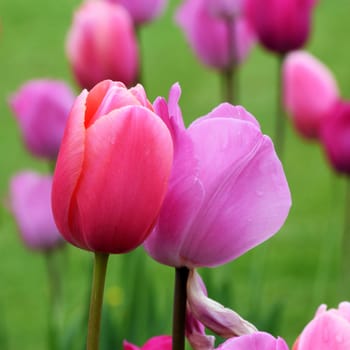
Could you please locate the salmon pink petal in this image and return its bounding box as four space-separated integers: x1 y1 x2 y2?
72 106 173 253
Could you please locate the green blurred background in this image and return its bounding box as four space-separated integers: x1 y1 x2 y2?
1 0 350 349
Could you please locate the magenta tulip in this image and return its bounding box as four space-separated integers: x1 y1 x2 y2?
10 171 63 251
51 80 173 254
293 303 350 350
124 336 172 350
176 0 255 70
106 0 168 25
66 1 138 90
245 0 317 54
320 101 350 175
217 332 289 350
283 51 339 139
144 83 291 268
9 79 75 160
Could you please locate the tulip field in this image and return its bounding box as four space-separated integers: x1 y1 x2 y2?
1 0 350 349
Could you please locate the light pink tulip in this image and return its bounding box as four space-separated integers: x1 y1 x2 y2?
205 0 244 18
283 51 339 139
123 335 172 350
9 79 75 160
105 0 168 25
320 101 350 175
66 1 138 90
176 0 255 70
217 332 289 350
51 80 173 254
10 171 63 251
293 303 350 350
245 0 317 54
144 83 291 268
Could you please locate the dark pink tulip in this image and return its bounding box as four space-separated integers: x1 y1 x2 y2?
293 303 350 350
10 171 63 251
66 1 138 90
123 336 172 350
176 0 255 70
144 84 291 268
51 80 173 254
245 0 317 54
320 101 350 175
217 332 289 350
106 0 168 25
283 51 339 139
9 79 75 160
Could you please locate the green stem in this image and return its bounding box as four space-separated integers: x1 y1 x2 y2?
274 54 286 160
87 253 109 350
45 250 62 350
221 17 237 104
172 267 189 350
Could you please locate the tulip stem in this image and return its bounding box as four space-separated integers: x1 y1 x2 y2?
87 252 109 350
172 267 189 350
221 17 238 104
45 249 62 350
274 54 286 160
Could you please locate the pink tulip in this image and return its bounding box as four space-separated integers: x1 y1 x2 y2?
144 83 291 268
123 336 172 350
283 51 339 139
66 1 138 90
245 0 317 54
105 0 168 25
9 79 75 160
10 171 63 251
176 0 255 70
205 0 244 18
51 80 173 254
320 101 350 175
293 302 350 350
217 332 289 350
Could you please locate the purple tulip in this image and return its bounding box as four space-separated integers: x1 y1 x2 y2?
245 0 317 54
9 79 75 160
283 51 339 139
217 332 289 350
144 83 291 268
106 0 168 25
176 0 255 70
66 1 139 90
320 101 350 175
10 171 64 251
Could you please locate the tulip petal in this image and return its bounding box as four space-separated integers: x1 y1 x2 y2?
72 105 173 253
217 332 289 350
123 341 140 350
52 90 87 247
142 335 172 350
182 118 290 266
187 270 257 338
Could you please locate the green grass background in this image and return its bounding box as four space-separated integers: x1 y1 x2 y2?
1 0 350 349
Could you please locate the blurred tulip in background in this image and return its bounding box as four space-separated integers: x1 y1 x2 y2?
144 83 291 268
9 79 75 160
10 171 63 251
245 0 318 54
51 80 173 254
66 1 139 90
283 51 339 139
124 335 172 350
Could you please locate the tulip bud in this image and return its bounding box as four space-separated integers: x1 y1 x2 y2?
106 0 168 25
144 83 291 268
10 171 63 251
283 51 339 139
293 302 350 349
9 79 75 160
51 80 173 254
176 0 255 70
66 1 139 90
245 0 318 54
320 101 350 175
